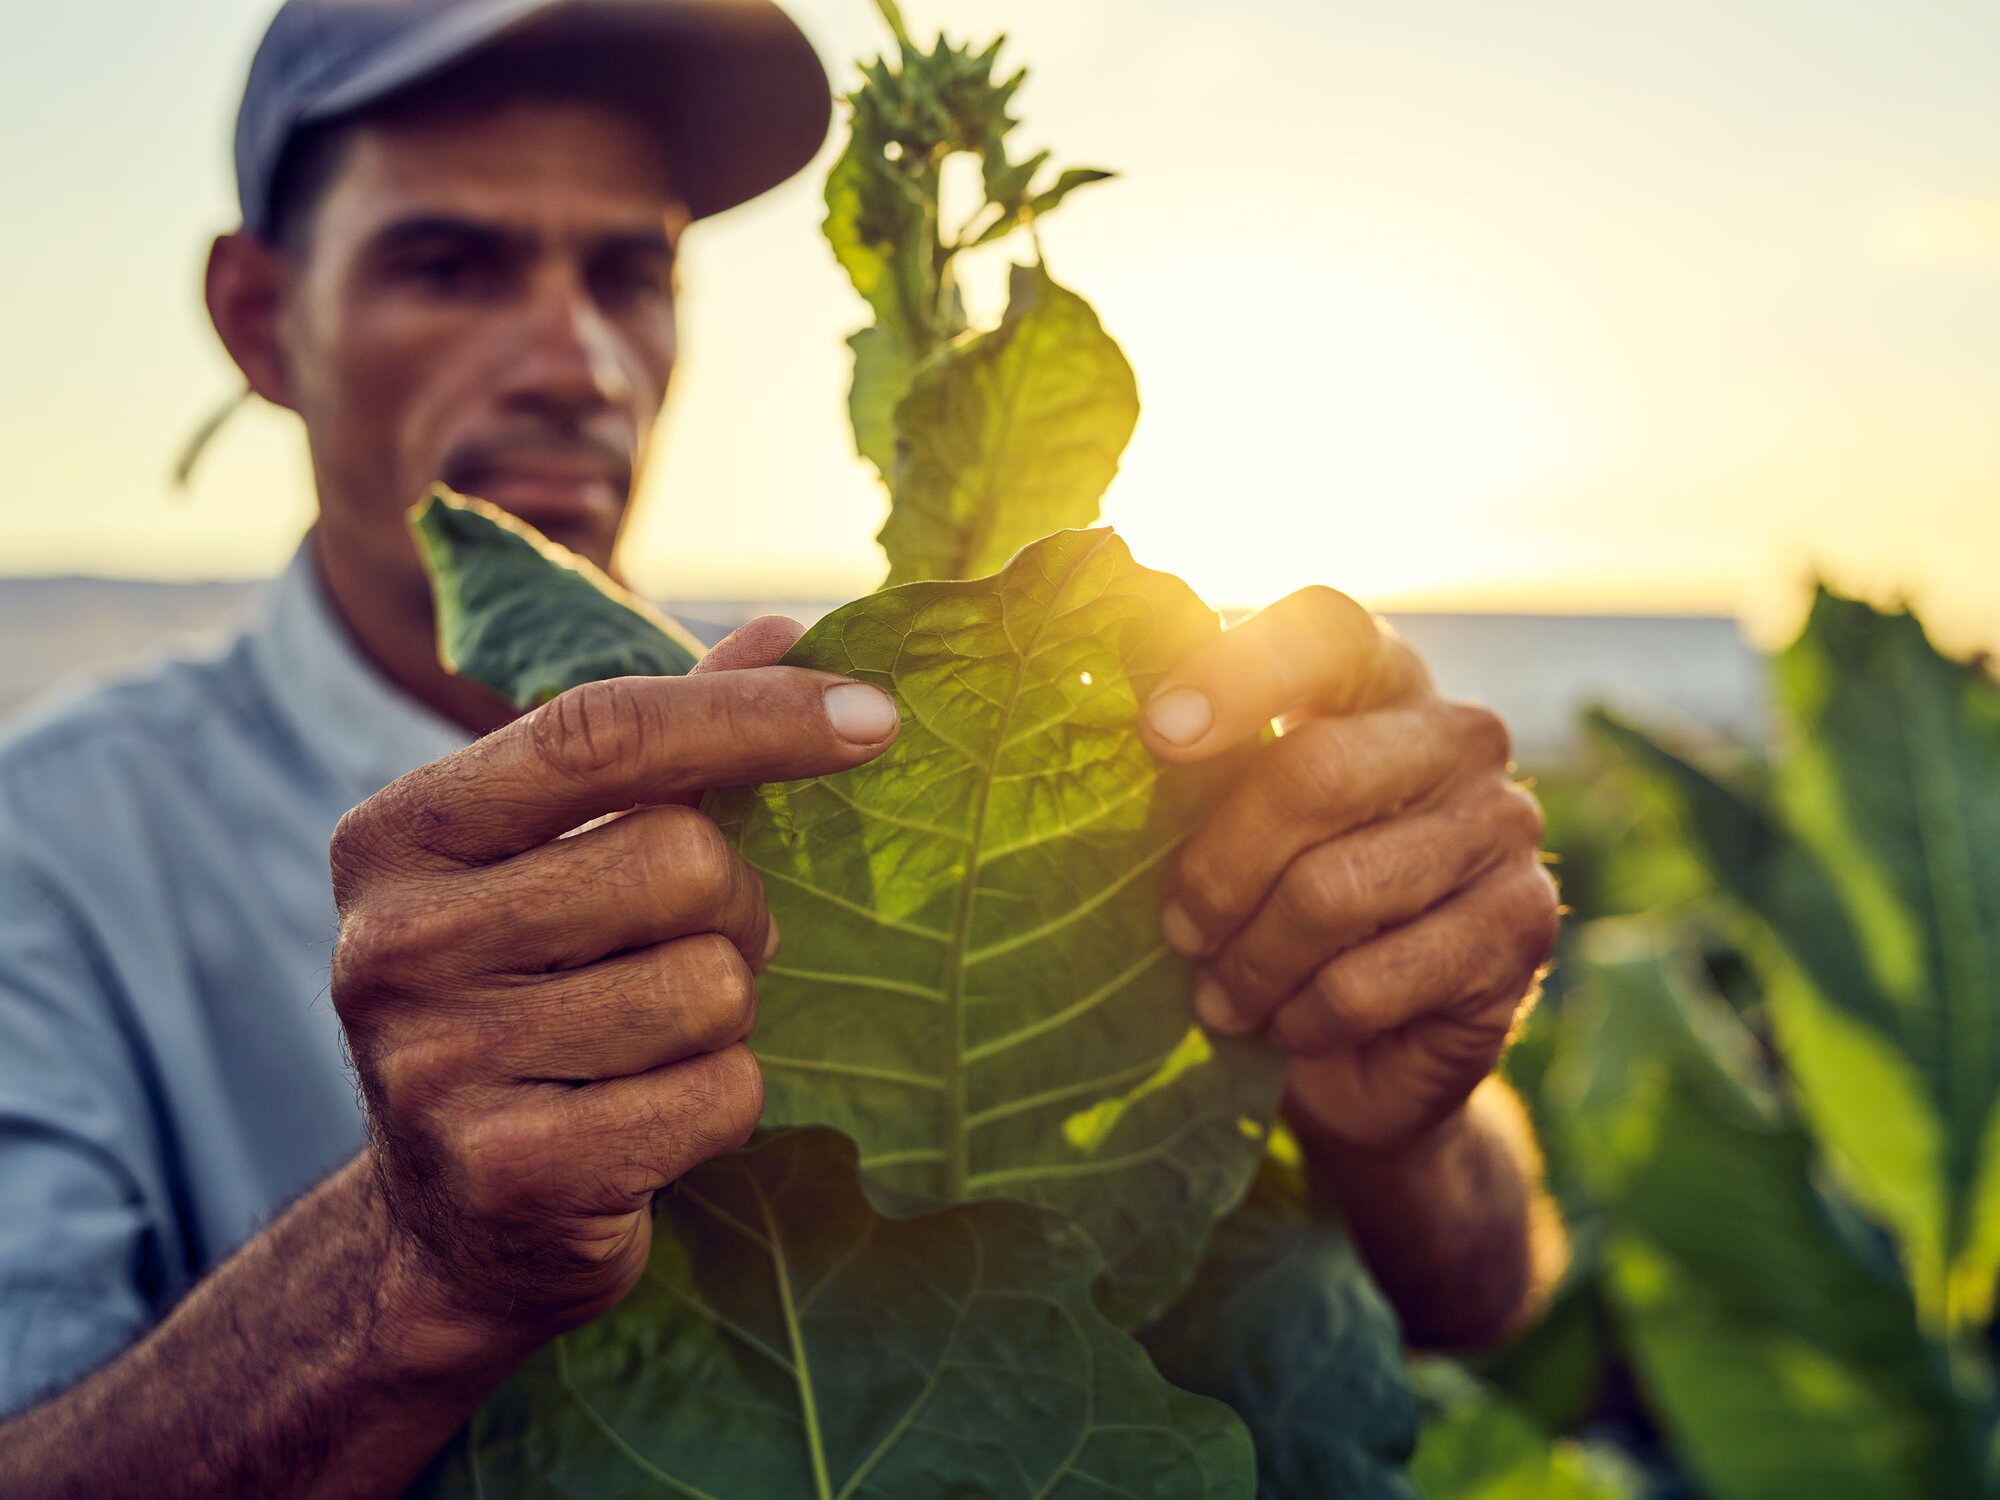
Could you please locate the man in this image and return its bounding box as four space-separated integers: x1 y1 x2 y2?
0 0 1565 1492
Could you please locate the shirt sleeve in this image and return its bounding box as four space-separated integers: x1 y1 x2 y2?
0 831 176 1419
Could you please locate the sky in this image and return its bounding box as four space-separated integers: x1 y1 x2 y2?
3 0 1998 648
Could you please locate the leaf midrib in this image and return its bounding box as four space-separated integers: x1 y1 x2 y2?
756 1174 836 1500
937 532 1115 1197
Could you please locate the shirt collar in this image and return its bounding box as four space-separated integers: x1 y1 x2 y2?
249 540 476 804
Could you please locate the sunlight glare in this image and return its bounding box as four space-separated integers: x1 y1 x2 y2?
1092 244 1566 610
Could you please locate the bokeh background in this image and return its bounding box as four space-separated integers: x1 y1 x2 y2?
6 0 1998 643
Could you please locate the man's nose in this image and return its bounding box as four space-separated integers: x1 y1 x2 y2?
499 277 635 423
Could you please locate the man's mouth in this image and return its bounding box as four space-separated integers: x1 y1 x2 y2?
445 448 631 532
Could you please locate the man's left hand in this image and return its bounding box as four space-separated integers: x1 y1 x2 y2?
1139 586 1560 1155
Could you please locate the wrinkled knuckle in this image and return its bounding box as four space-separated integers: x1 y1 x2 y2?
1279 718 1348 795
1291 583 1370 641
1172 842 1234 933
370 1032 469 1127
670 813 741 909
677 929 743 999
1269 719 1358 821
1502 864 1562 967
712 1045 766 1144
1276 846 1357 931
1212 947 1280 1010
1308 961 1365 1030
669 1047 764 1169
1333 976 1401 1040
534 678 652 783
1497 782 1547 849
1448 701 1513 769
692 942 759 1044
328 802 394 907
332 905 433 1005
1268 1003 1322 1055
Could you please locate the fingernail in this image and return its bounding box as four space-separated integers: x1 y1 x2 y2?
1161 901 1209 957
1193 974 1247 1034
763 915 781 963
825 682 898 743
1146 687 1213 747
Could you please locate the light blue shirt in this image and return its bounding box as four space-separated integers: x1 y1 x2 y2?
0 543 478 1416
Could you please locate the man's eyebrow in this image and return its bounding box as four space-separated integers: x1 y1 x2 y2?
588 227 678 263
364 214 530 258
361 216 678 263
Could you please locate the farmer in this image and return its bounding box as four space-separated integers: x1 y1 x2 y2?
0 0 1565 1491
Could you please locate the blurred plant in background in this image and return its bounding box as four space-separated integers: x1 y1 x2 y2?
1422 590 2000 1499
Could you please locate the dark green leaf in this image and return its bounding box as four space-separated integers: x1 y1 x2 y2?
1556 928 1978 1500
410 490 700 707
703 529 1284 1327
881 264 1138 585
846 325 922 481
823 123 940 351
415 1128 1254 1499
1141 1150 1421 1500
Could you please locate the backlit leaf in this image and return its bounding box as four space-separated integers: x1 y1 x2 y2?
846 324 922 482
704 529 1285 1327
880 264 1138 585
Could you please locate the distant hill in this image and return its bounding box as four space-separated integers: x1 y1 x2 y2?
0 576 1762 761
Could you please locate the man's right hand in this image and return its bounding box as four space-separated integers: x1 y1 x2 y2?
326 652 899 1362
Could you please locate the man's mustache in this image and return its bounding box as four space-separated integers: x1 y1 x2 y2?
439 433 634 501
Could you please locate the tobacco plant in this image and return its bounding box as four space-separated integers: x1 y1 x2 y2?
408 8 1420 1496
1560 590 2000 1499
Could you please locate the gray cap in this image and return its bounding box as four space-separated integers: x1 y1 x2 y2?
234 0 831 234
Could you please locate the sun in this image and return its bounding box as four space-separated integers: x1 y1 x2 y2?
1088 243 1566 612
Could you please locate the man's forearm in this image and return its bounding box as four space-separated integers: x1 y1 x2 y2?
0 1153 527 1500
1288 1076 1568 1351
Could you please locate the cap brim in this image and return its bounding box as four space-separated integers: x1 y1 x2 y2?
302 0 830 221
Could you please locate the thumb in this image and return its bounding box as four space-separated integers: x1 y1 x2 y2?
691 614 808 676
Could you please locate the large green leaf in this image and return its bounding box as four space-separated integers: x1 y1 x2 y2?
410 490 701 707
879 264 1139 585
704 528 1285 1327
1589 695 1988 1329
1774 591 2000 1325
414 1128 1253 1499
1140 1149 1421 1500
1553 926 1977 1500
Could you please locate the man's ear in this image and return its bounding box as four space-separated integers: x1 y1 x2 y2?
204 232 299 412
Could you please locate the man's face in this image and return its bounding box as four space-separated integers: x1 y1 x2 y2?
276 98 684 585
